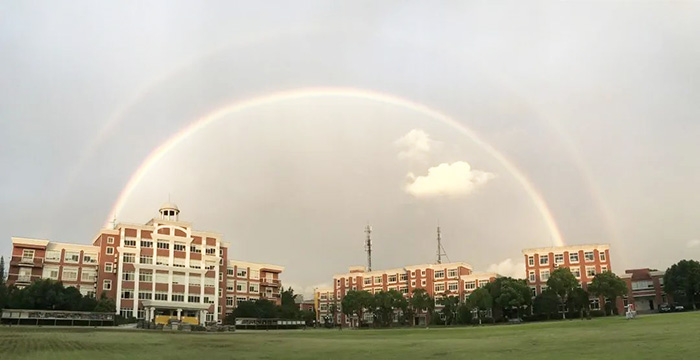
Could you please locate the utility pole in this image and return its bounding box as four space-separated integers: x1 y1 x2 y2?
365 224 372 271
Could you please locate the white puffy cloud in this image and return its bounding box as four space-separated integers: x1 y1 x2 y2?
687 239 700 248
405 161 495 197
487 258 525 279
284 282 332 300
394 129 435 161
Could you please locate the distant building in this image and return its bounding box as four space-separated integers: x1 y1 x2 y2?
8 203 283 325
619 268 669 313
331 263 498 326
314 287 335 324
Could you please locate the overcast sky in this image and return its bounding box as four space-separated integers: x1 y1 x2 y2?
1 1 699 297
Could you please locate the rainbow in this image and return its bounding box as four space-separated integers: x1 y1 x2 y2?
106 87 565 246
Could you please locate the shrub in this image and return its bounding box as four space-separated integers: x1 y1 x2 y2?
590 310 605 317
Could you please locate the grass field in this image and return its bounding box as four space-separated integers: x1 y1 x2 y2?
0 312 698 360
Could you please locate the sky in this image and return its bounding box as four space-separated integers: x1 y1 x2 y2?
1 1 699 297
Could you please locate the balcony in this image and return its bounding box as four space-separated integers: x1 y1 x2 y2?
11 256 43 267
16 275 32 283
260 278 281 287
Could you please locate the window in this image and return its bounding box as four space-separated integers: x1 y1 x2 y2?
448 269 458 278
584 251 595 262
121 289 134 299
204 277 216 288
205 248 217 256
569 252 579 263
172 274 185 285
590 298 600 310
107 236 114 244
528 256 534 266
123 253 135 263
554 254 564 264
539 255 549 265
478 281 488 288
139 291 152 300
219 273 223 281
140 255 153 264
400 286 408 294
421 280 426 286
140 240 153 248
529 271 536 282
448 282 459 291
434 270 445 279
103 280 112 290
226 296 234 306
157 241 169 250
43 267 60 280
155 273 169 283
586 266 596 277
172 293 185 302
139 271 153 282
189 261 201 269
531 287 537 297
540 270 550 281
632 280 654 290
46 250 61 262
434 283 445 292
411 280 416 287
227 268 234 275
601 265 608 273
189 275 201 286
249 284 259 293
465 281 476 290
364 278 371 285
236 297 247 304
204 296 214 304
105 263 113 272
64 251 80 263
375 276 383 284
219 288 222 297
172 258 186 268
190 245 201 253
173 242 186 252
106 247 114 255
82 270 96 282
154 292 168 301
120 308 133 318
421 270 426 276
124 239 136 247
122 272 135 281
399 273 407 281
189 295 201 303
572 267 581 278
599 252 606 262
156 256 168 266
388 275 397 283
236 282 245 292
62 268 78 281
237 269 247 277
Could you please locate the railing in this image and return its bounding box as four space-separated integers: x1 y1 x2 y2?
11 256 43 267
261 278 281 286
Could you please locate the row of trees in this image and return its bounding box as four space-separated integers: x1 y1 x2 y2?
0 278 116 313
222 287 316 325
336 268 635 328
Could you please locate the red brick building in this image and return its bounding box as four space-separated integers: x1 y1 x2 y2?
619 268 669 313
330 263 497 326
7 203 283 325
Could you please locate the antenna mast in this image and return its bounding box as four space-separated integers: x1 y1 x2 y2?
436 226 448 264
365 224 372 271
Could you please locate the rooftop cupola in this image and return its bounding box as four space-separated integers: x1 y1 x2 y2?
159 202 180 221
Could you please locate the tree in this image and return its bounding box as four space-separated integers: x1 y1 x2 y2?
468 287 493 325
546 268 579 319
0 256 5 284
438 292 460 325
588 271 627 315
569 287 590 319
533 288 559 319
664 260 700 310
279 287 300 319
94 292 116 313
487 278 532 320
341 290 372 327
456 302 473 325
410 288 434 327
371 291 396 327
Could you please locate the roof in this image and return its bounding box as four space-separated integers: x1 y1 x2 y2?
333 261 472 278
160 202 179 211
522 243 610 255
228 259 284 272
11 237 50 247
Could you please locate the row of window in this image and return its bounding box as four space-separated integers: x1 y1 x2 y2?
529 251 606 267
120 289 217 304
118 254 219 269
338 269 460 287
119 271 218 286
42 266 96 282
528 265 608 282
22 249 98 264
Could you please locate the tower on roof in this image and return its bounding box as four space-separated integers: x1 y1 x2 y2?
159 202 180 221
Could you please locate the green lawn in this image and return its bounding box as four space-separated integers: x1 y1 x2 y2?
0 312 698 359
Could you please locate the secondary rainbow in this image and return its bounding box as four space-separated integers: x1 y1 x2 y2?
106 87 565 246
